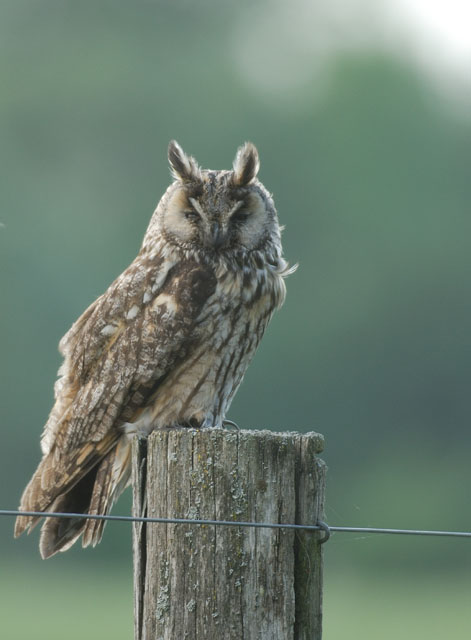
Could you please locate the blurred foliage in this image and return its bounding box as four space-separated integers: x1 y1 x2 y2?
0 561 132 640
1 1 470 638
1 561 471 640
2 560 470 640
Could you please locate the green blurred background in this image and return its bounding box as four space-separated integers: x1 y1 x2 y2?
1 1 470 637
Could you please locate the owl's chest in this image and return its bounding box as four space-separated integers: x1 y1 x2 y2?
144 268 279 429
194 265 279 345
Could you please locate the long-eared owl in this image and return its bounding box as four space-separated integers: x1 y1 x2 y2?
15 141 295 558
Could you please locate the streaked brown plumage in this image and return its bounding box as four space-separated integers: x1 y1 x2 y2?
15 140 295 558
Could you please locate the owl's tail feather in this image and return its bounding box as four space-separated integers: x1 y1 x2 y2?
82 436 133 548
38 466 100 558
15 434 132 559
15 431 118 537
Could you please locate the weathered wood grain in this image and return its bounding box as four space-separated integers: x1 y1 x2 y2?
132 429 325 640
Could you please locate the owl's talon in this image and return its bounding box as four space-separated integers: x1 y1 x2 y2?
223 419 240 431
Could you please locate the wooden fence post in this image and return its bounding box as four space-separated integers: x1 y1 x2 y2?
132 428 326 640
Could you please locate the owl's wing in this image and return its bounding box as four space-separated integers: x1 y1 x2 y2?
16 256 217 535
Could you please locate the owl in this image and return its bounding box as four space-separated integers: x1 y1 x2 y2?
15 141 295 558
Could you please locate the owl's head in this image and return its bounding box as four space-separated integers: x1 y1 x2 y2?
148 141 282 257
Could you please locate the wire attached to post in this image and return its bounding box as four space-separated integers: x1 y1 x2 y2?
316 520 331 544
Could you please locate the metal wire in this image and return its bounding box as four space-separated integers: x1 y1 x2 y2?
3 509 471 539
326 526 471 538
3 509 324 532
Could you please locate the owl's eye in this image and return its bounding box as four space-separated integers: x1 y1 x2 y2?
231 208 251 223
183 208 201 221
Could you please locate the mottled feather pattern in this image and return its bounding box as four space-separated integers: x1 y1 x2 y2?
15 141 295 557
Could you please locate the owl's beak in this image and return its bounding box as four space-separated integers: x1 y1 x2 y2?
210 222 226 249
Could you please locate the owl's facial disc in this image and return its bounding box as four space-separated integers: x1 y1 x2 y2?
161 180 272 253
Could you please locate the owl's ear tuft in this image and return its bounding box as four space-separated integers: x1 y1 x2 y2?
232 142 260 186
168 140 201 182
